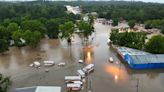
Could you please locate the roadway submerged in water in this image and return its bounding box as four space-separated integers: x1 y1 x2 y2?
0 22 164 92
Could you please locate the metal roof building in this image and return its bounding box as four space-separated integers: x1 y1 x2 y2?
15 86 61 92
117 47 164 69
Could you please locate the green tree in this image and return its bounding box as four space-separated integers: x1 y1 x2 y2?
23 30 41 48
12 30 24 47
88 14 95 26
0 39 9 53
145 20 152 29
46 18 64 39
128 20 136 28
21 20 46 37
77 21 94 39
161 27 164 34
109 29 119 44
2 19 11 27
7 22 19 33
59 21 75 39
0 74 11 92
145 35 164 54
112 18 118 26
0 26 10 41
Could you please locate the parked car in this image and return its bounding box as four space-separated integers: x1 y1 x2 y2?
66 83 81 91
108 57 114 63
77 69 85 78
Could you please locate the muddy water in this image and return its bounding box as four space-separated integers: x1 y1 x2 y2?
0 22 164 92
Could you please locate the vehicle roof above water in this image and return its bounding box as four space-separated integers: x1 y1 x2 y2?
77 70 85 75
65 76 81 80
84 64 94 69
72 81 83 84
44 61 55 64
67 83 81 88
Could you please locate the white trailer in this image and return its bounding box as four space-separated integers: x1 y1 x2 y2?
44 61 55 66
65 76 82 83
83 64 94 74
72 81 83 85
66 83 81 91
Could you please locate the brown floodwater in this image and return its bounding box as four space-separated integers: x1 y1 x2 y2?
0 22 164 92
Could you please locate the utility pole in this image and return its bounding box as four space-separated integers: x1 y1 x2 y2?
87 76 92 92
136 78 139 92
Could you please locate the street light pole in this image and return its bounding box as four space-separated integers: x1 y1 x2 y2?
88 77 92 92
136 78 139 92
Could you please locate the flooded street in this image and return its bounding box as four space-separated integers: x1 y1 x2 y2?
0 22 164 92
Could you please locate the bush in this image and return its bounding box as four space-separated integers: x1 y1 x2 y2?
145 35 164 54
0 74 12 92
128 20 136 28
0 39 9 53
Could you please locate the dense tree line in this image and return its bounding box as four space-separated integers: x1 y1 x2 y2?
110 29 146 50
82 1 164 22
0 1 164 53
0 1 81 53
82 1 164 32
110 29 164 54
145 35 164 54
145 19 164 30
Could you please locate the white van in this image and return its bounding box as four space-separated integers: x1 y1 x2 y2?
83 64 94 74
65 76 82 83
44 61 55 66
77 70 85 78
78 60 84 63
66 83 81 91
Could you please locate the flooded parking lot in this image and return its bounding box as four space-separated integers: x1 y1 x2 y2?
0 22 164 92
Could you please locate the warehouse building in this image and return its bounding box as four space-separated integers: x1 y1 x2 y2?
117 47 164 69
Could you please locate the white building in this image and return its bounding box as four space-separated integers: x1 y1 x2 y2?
66 5 81 15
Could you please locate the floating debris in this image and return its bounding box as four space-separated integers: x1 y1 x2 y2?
108 57 114 63
58 62 66 67
33 61 41 68
29 63 34 67
78 60 84 63
45 69 49 72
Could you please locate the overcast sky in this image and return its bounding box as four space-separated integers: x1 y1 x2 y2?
120 0 164 3
0 0 164 4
